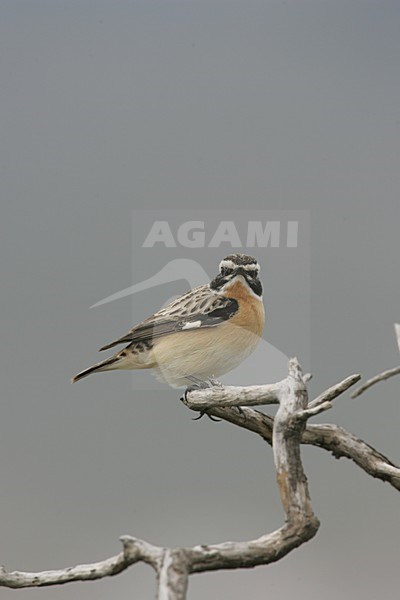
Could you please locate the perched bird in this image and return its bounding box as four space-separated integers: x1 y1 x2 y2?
72 254 265 387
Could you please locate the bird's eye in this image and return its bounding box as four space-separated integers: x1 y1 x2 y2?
220 267 234 277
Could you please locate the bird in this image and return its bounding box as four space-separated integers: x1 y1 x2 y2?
72 253 265 388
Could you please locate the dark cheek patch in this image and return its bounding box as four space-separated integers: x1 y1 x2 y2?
248 278 263 297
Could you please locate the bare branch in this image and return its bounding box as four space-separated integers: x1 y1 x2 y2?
351 365 400 398
120 535 163 570
157 549 189 600
181 370 400 492
185 358 320 572
1 360 399 597
395 323 400 354
0 537 163 589
308 374 361 408
303 424 400 489
351 323 400 398
0 359 321 593
182 382 282 411
298 401 333 419
205 407 400 492
272 358 312 521
183 373 361 414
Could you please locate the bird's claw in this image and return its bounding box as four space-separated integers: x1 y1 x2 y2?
182 381 209 404
181 376 223 421
192 410 221 422
182 377 221 403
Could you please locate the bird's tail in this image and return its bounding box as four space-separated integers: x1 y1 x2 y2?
71 354 122 383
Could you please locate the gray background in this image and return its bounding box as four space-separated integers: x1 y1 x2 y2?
0 1 399 599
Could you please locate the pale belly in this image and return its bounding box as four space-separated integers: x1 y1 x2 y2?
150 322 262 387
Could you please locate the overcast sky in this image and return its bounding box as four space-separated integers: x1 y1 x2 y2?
0 2 399 599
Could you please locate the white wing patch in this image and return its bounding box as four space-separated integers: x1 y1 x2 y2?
181 320 202 330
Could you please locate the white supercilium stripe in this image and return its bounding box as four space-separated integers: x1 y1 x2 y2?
219 259 259 272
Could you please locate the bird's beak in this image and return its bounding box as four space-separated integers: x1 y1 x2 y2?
234 267 248 278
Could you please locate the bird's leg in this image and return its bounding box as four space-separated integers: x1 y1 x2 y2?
207 376 223 388
185 374 209 387
182 377 209 404
182 375 222 422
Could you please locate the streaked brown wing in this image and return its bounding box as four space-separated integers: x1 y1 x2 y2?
99 294 238 351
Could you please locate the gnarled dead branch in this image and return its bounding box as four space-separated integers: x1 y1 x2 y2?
1 355 399 598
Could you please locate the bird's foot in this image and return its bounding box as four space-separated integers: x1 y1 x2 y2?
184 375 223 389
182 379 212 403
182 376 221 399
181 376 222 422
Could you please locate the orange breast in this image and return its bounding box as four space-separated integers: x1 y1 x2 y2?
223 280 265 337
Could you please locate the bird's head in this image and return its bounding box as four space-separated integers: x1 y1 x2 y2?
210 253 262 298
